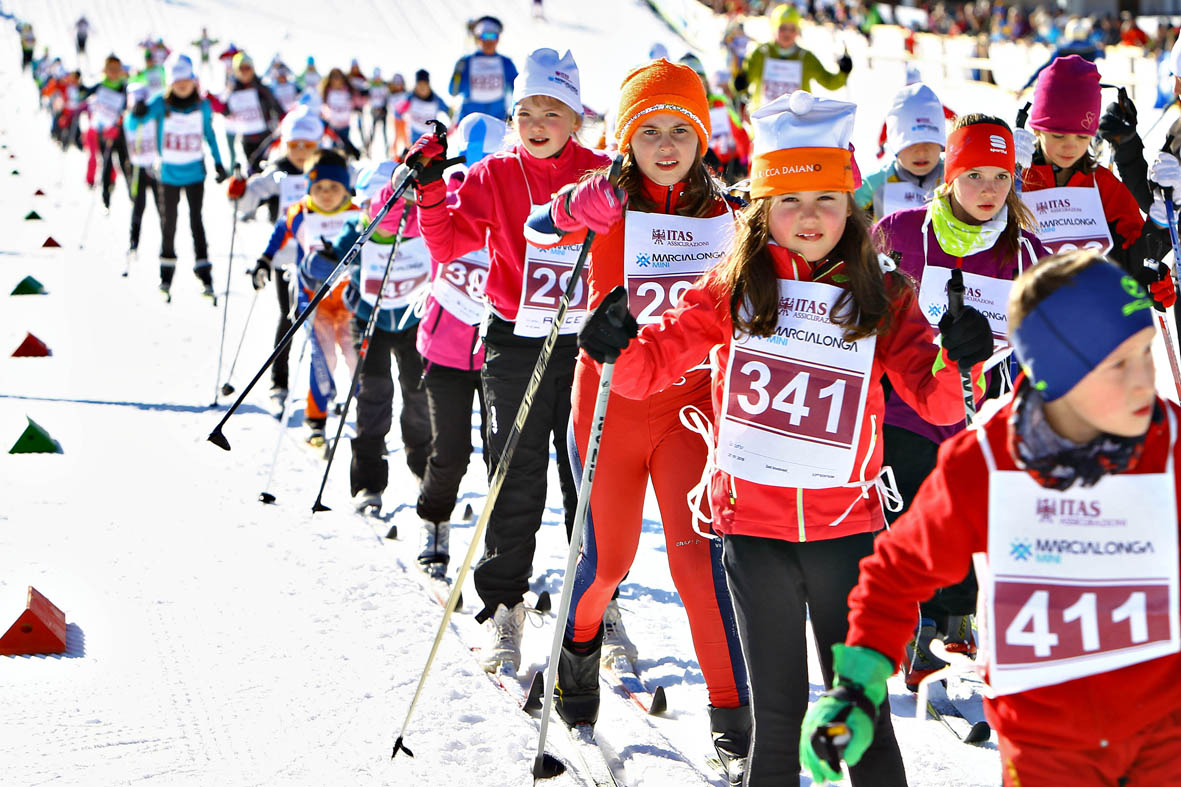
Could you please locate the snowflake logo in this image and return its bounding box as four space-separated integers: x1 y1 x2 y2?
1010 540 1033 561
926 303 944 319
636 253 651 268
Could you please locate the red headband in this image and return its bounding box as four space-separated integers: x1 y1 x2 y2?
944 123 1015 185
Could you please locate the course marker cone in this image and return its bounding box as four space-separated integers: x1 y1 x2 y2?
12 333 50 357
9 417 62 454
0 587 66 656
24 210 41 221
41 236 60 248
11 276 46 295
10 169 19 175
33 189 44 196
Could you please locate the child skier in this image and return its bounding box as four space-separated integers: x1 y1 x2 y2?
855 82 948 219
524 58 752 785
82 55 130 209
801 249 1181 787
320 68 360 159
395 70 451 146
411 48 608 672
578 90 995 786
222 53 282 174
736 4 851 111
449 15 518 121
123 81 164 261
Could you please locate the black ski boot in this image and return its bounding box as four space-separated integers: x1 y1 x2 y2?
556 629 602 727
709 704 751 787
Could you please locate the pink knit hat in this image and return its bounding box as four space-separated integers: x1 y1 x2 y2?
1029 55 1101 136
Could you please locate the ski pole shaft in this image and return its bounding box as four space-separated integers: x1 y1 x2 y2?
393 155 623 759
260 331 311 503
947 269 977 425
1014 101 1030 195
222 285 260 393
206 164 419 450
311 203 412 513
534 350 616 778
212 165 243 407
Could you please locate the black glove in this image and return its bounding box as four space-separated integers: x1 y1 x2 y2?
733 72 749 93
579 285 638 364
1134 259 1178 313
250 255 272 290
132 99 147 118
838 54 853 74
938 305 993 367
1098 99 1138 148
404 119 450 188
315 236 339 263
214 163 228 183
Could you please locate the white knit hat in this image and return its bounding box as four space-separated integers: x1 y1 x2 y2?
750 90 857 198
885 83 946 154
281 105 324 144
516 48 581 115
169 54 195 83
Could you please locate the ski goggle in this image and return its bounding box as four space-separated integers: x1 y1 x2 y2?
287 139 319 151
478 31 500 41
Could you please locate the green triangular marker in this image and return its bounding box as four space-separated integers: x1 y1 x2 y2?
9 169 18 175
23 210 41 221
9 417 62 454
10 276 46 295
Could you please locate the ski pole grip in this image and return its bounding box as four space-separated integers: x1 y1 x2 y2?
1015 101 1030 130
810 719 852 773
947 268 965 321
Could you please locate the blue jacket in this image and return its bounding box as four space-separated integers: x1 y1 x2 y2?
449 52 517 120
335 217 421 334
143 93 223 186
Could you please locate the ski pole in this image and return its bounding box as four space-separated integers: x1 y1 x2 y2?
1145 260 1181 403
211 164 243 408
259 330 312 504
533 296 626 780
1014 101 1030 195
220 285 260 396
947 268 977 425
206 156 432 449
311 202 413 513
392 154 623 762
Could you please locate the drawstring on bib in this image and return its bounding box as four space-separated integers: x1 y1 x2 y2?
678 404 729 540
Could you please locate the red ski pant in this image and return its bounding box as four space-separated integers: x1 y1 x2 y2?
568 360 748 709
1000 706 1181 786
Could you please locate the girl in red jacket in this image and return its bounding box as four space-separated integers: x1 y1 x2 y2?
409 48 610 672
802 249 1181 787
579 89 995 786
524 59 751 783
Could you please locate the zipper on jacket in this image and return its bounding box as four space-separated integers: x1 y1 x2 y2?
797 487 806 542
664 186 673 214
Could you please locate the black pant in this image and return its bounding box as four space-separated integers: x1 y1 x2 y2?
240 132 269 174
349 321 432 496
100 130 130 209
271 267 293 390
473 316 578 621
417 364 487 524
76 34 87 53
129 168 162 250
882 425 978 618
160 181 208 262
723 533 908 787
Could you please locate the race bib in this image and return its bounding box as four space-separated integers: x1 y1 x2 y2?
515 242 589 337
325 89 352 128
227 89 265 135
880 180 928 217
408 96 440 130
717 279 875 488
360 236 431 309
91 85 124 130
161 111 204 165
980 435 1180 695
297 209 358 257
432 249 490 325
761 58 803 104
623 210 732 325
1022 184 1113 255
469 56 506 103
128 119 158 167
709 106 735 155
279 175 308 216
917 265 1013 344
272 82 298 111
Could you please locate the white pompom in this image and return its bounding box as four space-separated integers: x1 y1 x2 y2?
788 90 814 115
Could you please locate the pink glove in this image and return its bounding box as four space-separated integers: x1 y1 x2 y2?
552 175 627 234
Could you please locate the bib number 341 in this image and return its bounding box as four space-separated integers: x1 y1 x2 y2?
729 352 862 446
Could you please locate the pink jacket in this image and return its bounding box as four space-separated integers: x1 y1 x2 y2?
416 186 485 371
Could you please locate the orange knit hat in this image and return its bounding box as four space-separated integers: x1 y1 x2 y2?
616 59 711 154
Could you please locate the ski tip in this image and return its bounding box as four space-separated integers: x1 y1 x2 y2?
532 752 566 780
259 492 276 504
649 685 668 715
524 671 545 712
207 429 231 451
391 736 414 759
220 382 235 396
964 721 991 744
534 590 552 614
384 524 398 540
311 500 331 513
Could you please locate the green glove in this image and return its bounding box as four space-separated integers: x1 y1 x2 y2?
800 644 893 785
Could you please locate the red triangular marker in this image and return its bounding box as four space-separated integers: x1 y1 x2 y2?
33 189 45 196
12 333 50 357
41 236 60 248
0 587 66 656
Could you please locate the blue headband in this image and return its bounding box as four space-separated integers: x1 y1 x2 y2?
307 162 351 193
1011 261 1154 401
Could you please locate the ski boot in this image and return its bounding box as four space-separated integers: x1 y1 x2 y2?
352 489 381 516
942 614 977 658
417 520 450 580
195 260 216 305
709 704 752 787
306 418 327 449
601 597 638 665
268 386 289 414
123 248 136 278
159 257 176 303
158 280 172 303
480 602 526 674
903 617 948 692
556 629 602 727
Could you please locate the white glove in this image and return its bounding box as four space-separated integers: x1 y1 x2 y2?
1013 128 1036 171
1150 152 1181 193
1149 196 1176 228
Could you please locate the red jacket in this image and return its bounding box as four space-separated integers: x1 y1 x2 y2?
1022 162 1145 251
417 140 610 322
847 395 1181 749
610 245 970 541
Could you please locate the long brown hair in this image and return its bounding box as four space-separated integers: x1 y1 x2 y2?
719 195 903 341
606 146 725 218
950 113 1038 257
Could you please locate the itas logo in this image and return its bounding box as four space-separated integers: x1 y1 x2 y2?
1034 198 1071 212
635 253 651 267
1010 539 1033 561
989 134 1008 153
652 227 698 247
651 229 666 245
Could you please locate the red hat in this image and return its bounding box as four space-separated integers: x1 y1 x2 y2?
944 123 1015 185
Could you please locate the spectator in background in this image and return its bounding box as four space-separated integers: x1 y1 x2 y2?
1121 13 1150 48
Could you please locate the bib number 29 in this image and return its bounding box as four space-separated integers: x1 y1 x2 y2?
527 263 586 309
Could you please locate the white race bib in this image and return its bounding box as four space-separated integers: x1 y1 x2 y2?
227 88 266 135
279 174 308 216
369 84 390 107
128 119 158 167
407 96 441 133
325 89 352 128
917 265 1013 345
271 81 298 111
161 111 204 165
360 236 431 309
761 58 803 104
709 106 736 155
90 85 124 130
515 242 589 338
1022 184 1113 255
432 249 490 325
623 210 732 325
717 279 875 488
468 56 506 103
880 180 928 217
297 209 358 257
977 421 1180 696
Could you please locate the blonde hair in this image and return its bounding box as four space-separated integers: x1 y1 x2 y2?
512 94 582 144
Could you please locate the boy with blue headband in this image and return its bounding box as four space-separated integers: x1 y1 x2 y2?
801 249 1181 786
